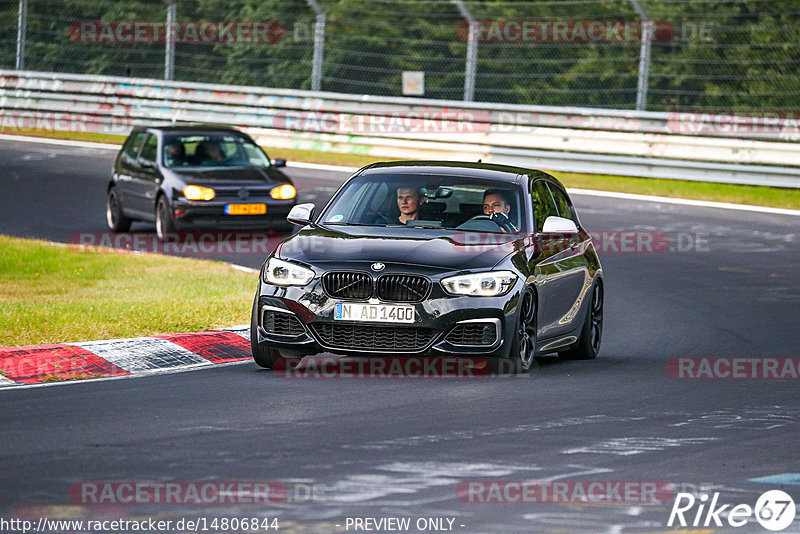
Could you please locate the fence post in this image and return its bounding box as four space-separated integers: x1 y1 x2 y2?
306 0 325 91
629 0 651 111
16 0 27 70
164 1 177 81
452 0 477 102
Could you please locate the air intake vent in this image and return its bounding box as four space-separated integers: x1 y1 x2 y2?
445 323 498 346
311 323 437 351
261 309 306 337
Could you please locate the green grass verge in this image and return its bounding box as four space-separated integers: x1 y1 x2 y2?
0 236 255 347
3 128 799 210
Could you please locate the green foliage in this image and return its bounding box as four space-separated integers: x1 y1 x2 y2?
1 0 797 111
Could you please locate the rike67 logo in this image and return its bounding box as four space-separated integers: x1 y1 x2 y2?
669 490 796 531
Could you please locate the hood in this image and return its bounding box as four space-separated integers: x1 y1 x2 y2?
278 225 521 272
167 166 288 185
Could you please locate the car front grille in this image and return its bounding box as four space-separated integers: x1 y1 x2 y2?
322 272 372 299
214 188 270 199
322 272 431 302
311 323 437 351
377 275 430 302
445 323 497 346
261 309 306 337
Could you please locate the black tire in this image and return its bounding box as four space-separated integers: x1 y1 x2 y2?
155 195 177 242
106 187 132 232
560 281 603 360
250 297 282 369
491 291 537 375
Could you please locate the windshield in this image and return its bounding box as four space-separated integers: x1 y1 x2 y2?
162 133 272 168
319 173 525 233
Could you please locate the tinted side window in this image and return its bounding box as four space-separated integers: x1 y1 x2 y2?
120 132 146 164
530 180 557 232
139 134 158 163
547 183 574 221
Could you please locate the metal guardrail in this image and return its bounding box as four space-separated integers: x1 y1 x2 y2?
1 70 799 188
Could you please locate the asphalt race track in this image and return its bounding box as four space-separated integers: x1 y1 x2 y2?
1 138 800 533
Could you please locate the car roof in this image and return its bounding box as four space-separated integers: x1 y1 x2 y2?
359 160 564 188
130 124 245 136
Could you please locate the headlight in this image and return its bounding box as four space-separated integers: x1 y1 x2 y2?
441 271 517 297
183 185 215 201
270 184 296 200
263 257 315 286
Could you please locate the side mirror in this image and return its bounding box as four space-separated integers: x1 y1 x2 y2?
287 203 316 226
541 216 578 234
272 158 287 168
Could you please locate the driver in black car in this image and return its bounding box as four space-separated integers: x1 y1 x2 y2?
483 188 518 232
397 186 424 224
195 141 227 165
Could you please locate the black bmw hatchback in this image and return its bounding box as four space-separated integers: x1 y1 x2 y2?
251 161 603 374
106 125 296 239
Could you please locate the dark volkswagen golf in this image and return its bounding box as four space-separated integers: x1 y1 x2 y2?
251 161 603 373
106 125 296 239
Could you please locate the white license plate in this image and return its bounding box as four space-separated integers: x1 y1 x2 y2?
334 302 415 323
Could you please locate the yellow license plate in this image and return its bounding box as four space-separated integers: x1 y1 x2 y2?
225 204 266 215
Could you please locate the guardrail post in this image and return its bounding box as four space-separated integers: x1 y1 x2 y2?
306 0 326 92
16 0 27 70
452 0 477 102
629 0 651 111
164 1 177 81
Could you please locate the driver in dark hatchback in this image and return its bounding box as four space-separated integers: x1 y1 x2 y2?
106 125 296 240
251 161 604 374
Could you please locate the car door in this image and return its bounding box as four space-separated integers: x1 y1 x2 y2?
125 133 161 220
114 131 147 217
529 179 587 340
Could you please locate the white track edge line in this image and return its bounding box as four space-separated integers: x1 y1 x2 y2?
567 188 800 217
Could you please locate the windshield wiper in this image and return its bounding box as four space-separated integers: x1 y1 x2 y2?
385 224 445 230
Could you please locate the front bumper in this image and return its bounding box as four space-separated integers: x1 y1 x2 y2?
171 198 295 230
253 275 521 358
